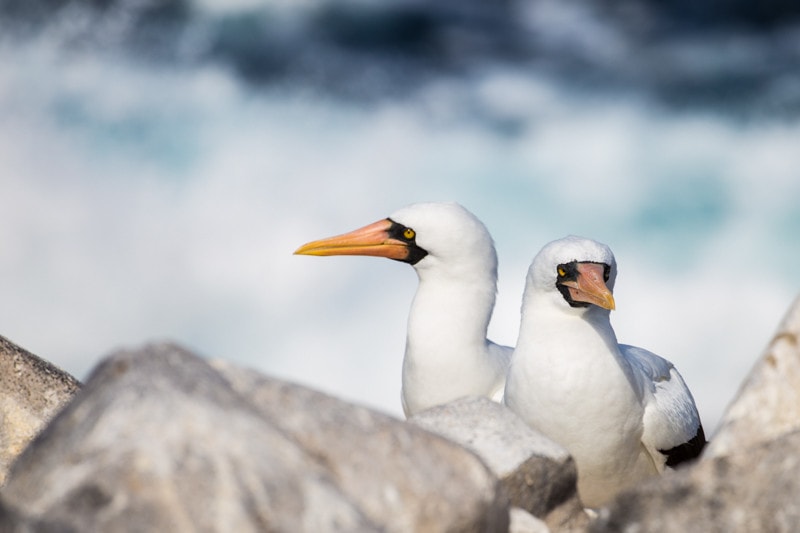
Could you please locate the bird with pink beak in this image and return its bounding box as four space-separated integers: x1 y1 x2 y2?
505 235 705 509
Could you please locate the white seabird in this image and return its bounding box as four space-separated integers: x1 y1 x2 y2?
504 235 705 508
294 202 512 417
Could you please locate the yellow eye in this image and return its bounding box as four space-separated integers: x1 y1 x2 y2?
557 266 567 277
403 228 415 240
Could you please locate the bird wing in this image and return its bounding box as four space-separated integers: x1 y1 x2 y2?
620 344 706 471
487 341 513 404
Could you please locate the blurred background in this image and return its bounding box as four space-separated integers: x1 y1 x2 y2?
1 0 799 432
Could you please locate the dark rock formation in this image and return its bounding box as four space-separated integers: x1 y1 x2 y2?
0 335 80 485
0 343 508 532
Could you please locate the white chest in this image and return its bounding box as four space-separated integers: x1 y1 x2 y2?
506 317 645 462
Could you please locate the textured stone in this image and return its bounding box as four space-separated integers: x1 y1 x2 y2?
509 508 551 533
0 334 80 485
410 396 587 532
590 429 800 533
0 343 508 532
705 294 800 458
212 361 509 533
0 344 373 532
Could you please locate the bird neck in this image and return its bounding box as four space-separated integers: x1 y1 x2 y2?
405 271 497 362
518 291 619 356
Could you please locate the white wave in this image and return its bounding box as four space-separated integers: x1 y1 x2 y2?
1 40 798 430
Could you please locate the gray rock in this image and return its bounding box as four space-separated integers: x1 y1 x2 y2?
409 396 587 532
590 429 800 533
212 360 510 533
0 334 80 485
0 343 508 532
509 508 551 533
0 343 375 532
705 294 800 458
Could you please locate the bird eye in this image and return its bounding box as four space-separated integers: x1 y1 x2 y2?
557 266 567 277
403 228 416 240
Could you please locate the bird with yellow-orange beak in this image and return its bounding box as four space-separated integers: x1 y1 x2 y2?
295 202 512 417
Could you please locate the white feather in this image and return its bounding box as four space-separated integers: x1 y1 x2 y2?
389 202 513 416
505 235 703 508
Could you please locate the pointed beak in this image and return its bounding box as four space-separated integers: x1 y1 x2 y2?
294 218 410 261
560 262 616 310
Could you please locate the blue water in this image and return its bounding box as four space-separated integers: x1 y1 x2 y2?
1 0 799 431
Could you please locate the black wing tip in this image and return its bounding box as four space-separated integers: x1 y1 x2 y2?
660 424 707 468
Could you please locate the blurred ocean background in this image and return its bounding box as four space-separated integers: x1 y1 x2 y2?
1 0 799 432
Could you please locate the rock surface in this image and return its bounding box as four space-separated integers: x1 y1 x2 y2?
410 396 587 532
590 429 800 533
0 334 80 485
212 360 509 533
0 343 508 532
704 294 800 459
3 293 800 532
509 507 551 533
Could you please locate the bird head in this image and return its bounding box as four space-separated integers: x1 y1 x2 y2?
527 235 617 312
294 202 497 280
